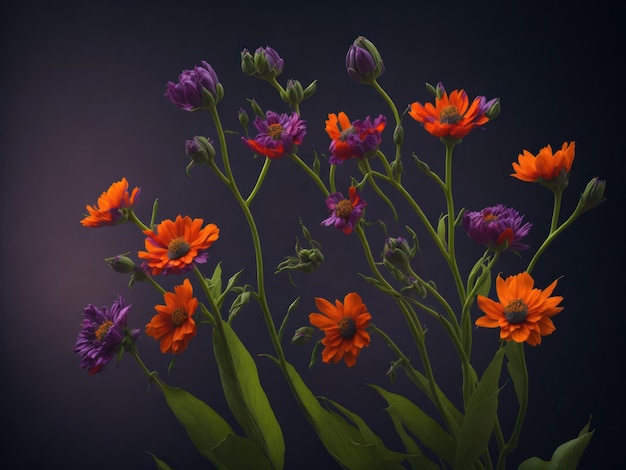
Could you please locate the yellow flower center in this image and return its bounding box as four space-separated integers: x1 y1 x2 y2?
439 105 462 124
171 308 188 326
338 317 356 338
267 123 284 140
335 199 353 219
504 299 528 324
95 320 114 341
168 237 191 260
483 213 498 223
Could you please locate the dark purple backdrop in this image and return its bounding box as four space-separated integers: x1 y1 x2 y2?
1 2 620 469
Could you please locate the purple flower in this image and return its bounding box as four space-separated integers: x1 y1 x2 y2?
346 36 385 84
74 295 140 375
462 204 532 251
321 186 366 235
165 60 222 111
241 110 307 159
326 112 387 164
241 46 284 80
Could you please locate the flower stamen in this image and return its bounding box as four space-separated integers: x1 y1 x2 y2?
95 320 114 341
171 308 188 326
335 199 353 219
267 123 284 140
504 299 528 324
439 105 462 124
168 237 191 260
338 317 356 338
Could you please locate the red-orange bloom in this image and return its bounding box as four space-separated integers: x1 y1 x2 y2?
138 215 219 275
511 141 575 183
476 272 564 346
408 86 494 139
146 278 198 354
80 177 140 227
309 292 371 367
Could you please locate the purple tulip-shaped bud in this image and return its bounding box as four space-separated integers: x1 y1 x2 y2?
346 36 385 84
165 60 223 111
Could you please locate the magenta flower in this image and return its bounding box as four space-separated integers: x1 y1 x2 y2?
242 110 307 159
74 295 140 375
165 60 223 111
325 112 387 164
321 186 367 235
346 36 385 84
462 204 532 251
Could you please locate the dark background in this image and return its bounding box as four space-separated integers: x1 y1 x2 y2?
1 1 621 468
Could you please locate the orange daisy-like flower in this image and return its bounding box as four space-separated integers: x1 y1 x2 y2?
146 278 198 354
138 215 219 275
309 292 372 367
511 141 575 183
476 272 564 346
408 85 495 139
80 177 140 227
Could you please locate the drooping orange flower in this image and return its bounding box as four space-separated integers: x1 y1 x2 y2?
146 278 198 354
309 292 372 367
511 141 575 183
138 215 219 275
476 272 564 346
80 177 140 227
408 86 495 139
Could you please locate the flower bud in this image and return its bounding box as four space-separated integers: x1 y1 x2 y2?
238 107 249 129
241 46 284 80
393 124 404 145
185 136 215 165
485 98 501 120
303 80 317 99
284 79 304 106
383 236 412 271
578 177 606 213
346 36 385 84
165 60 222 111
106 254 136 274
291 326 315 345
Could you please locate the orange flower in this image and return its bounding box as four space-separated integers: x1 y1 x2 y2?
146 278 198 354
511 141 575 183
309 292 371 367
138 215 219 275
476 272 564 346
80 177 140 227
408 86 495 139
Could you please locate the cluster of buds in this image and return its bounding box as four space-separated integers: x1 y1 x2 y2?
276 220 324 276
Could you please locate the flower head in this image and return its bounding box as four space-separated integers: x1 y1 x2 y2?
146 279 198 354
138 215 219 275
309 292 372 367
165 60 223 111
240 46 284 80
462 204 532 252
511 141 575 191
476 272 563 346
325 112 386 164
242 110 307 159
81 178 140 227
409 83 497 140
321 186 366 235
346 36 385 84
74 295 140 375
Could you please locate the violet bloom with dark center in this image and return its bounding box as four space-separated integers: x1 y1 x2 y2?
321 186 366 235
74 294 140 375
462 204 532 252
165 60 221 111
242 110 307 159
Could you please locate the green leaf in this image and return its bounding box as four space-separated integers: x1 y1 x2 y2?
276 359 407 469
158 384 232 466
213 321 285 469
454 347 505 470
504 342 527 405
370 384 456 466
517 419 594 470
146 452 174 470
211 433 275 470
207 262 223 303
388 413 440 470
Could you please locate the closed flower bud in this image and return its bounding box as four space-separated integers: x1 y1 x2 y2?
241 46 284 80
346 36 385 85
303 80 317 99
238 107 249 129
185 136 215 165
285 79 304 106
291 326 315 345
393 124 404 145
383 236 412 270
106 254 136 274
485 98 501 120
578 177 606 213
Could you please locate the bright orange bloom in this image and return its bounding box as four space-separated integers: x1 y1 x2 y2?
476 272 564 346
309 292 371 367
408 87 494 139
511 141 575 183
146 278 198 354
138 215 219 275
80 177 140 227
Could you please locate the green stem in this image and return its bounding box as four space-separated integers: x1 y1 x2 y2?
246 157 272 206
289 153 329 196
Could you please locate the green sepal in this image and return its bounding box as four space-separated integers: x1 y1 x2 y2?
454 347 505 470
369 384 456 466
437 213 447 245
213 321 285 469
517 419 594 470
206 262 223 305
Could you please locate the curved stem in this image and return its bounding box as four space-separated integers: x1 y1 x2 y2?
289 153 329 196
245 157 272 206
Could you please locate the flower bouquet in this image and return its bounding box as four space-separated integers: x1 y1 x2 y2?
75 36 605 469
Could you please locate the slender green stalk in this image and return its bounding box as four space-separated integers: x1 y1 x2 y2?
289 153 329 196
245 157 272 206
